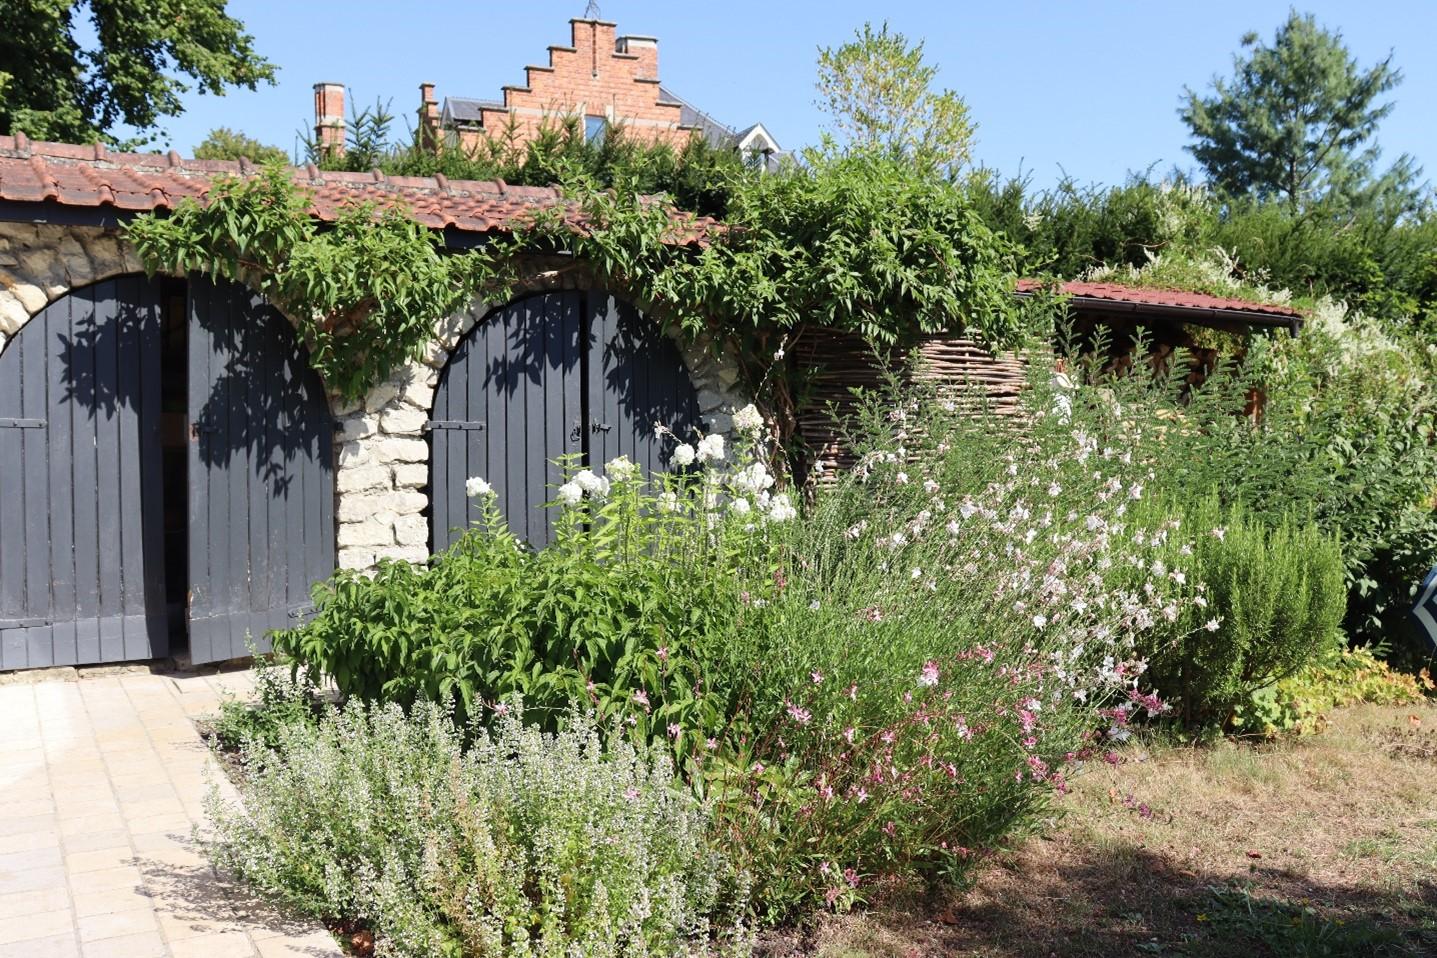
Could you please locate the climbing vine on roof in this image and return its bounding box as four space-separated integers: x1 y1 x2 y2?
125 148 1040 419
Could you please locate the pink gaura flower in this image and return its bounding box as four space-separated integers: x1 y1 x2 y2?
786 703 813 725
667 723 682 739
811 670 824 685
882 820 897 837
918 660 941 687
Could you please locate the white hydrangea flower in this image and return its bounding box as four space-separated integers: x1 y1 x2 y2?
465 476 493 498
729 497 752 515
605 455 638 482
671 443 696 467
569 468 609 499
733 403 764 434
731 463 774 495
658 491 679 512
556 482 583 506
767 493 797 523
696 434 725 463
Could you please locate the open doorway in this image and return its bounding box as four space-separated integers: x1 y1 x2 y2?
159 279 190 656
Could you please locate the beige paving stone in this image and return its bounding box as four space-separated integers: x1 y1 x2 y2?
0 931 79 958
2 669 333 957
80 930 169 958
65 845 138 874
59 814 127 838
0 827 60 854
76 905 159 942
126 812 192 836
0 843 64 872
253 932 344 957
0 812 55 838
62 829 131 854
67 864 145 895
166 930 256 958
155 905 245 943
0 796 56 817
0 883 70 920
119 798 186 821
0 862 66 895
53 799 119 820
71 881 154 917
0 907 73 945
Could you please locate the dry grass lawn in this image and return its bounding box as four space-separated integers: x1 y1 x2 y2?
798 702 1437 958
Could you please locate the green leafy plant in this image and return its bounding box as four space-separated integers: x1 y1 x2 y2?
207 655 321 753
1232 644 1434 736
123 164 518 400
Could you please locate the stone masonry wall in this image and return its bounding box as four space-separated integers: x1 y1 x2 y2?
0 222 747 575
329 265 745 571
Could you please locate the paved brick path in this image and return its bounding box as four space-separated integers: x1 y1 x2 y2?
0 670 342 957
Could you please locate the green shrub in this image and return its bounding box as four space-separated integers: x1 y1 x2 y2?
207 700 742 958
1137 496 1347 729
208 655 321 752
272 390 1209 924
276 444 786 768
1232 645 1434 736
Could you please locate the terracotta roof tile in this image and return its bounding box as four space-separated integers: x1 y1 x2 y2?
0 135 715 243
0 137 1294 323
1016 278 1301 320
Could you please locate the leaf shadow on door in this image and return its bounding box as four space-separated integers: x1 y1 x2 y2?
594 298 704 470
186 282 333 498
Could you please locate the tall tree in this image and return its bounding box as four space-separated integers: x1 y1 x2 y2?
0 0 275 147
815 22 974 177
1180 10 1420 211
193 126 287 164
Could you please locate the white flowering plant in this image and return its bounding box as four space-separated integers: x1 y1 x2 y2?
277 413 799 772
691 380 1224 919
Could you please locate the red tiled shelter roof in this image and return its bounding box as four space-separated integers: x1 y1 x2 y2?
1016 277 1302 322
0 136 1299 326
0 133 712 239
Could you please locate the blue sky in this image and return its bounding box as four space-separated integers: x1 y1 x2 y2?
157 1 1436 191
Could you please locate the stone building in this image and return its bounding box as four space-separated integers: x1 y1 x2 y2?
0 135 744 670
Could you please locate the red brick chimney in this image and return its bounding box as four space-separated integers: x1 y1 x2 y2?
615 35 659 80
313 82 346 159
418 82 440 152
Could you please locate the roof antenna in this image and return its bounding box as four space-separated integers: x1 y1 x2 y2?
584 0 601 18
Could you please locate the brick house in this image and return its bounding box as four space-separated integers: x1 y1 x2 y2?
393 17 783 165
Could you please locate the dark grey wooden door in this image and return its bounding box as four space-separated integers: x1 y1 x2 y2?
429 292 584 551
187 277 335 664
586 292 703 476
428 290 700 552
0 276 167 669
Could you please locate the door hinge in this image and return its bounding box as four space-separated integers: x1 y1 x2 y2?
0 418 45 429
424 421 486 432
0 618 50 629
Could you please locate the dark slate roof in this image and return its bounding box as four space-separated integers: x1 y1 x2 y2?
658 86 738 147
442 97 506 125
0 134 714 242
